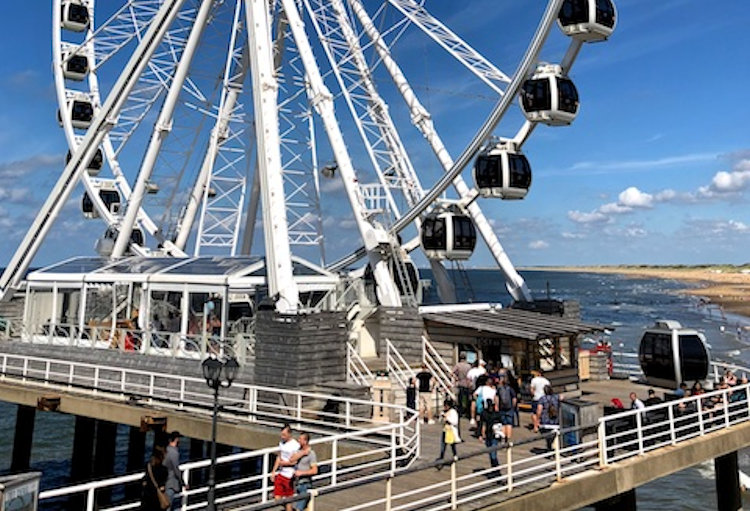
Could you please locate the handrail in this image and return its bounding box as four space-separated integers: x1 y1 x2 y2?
422 335 455 400
385 338 415 390
347 342 374 386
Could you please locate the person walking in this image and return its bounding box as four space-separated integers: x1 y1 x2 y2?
435 399 461 464
452 354 472 418
536 385 560 452
480 398 501 470
496 377 517 444
278 432 319 511
530 370 550 433
164 431 187 510
416 364 435 424
140 447 169 511
271 424 301 511
629 392 645 410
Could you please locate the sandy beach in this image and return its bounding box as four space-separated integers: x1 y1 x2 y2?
538 266 750 318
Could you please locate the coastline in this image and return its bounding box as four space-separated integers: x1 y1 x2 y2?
533 266 750 318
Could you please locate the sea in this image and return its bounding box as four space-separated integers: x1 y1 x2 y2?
2 269 750 509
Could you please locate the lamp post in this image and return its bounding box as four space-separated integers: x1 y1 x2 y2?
202 355 239 511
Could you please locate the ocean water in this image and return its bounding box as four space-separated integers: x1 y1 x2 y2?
1 269 749 509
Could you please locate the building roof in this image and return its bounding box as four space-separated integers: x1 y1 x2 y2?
422 308 604 341
26 255 338 289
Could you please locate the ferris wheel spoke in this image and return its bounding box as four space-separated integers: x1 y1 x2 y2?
111 0 215 258
385 0 511 95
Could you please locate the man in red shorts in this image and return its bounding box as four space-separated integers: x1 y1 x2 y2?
271 424 300 510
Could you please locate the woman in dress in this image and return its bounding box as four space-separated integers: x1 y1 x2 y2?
141 446 168 511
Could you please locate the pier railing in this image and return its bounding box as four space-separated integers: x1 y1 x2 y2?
0 351 411 438
39 416 420 511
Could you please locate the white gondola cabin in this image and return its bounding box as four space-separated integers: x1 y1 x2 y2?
558 0 617 42
474 142 532 199
61 1 90 32
59 97 95 130
520 64 579 126
81 183 120 219
62 51 90 81
421 211 476 261
638 320 711 389
67 148 103 176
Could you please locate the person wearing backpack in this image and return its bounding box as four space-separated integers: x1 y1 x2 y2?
536 385 560 451
496 377 517 444
480 398 502 470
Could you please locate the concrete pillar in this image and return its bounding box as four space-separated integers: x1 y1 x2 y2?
94 421 118 505
715 451 742 511
594 489 636 511
10 405 36 472
70 416 96 481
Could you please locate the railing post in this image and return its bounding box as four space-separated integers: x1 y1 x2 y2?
148 375 155 405
697 398 705 436
1 354 6 379
724 389 731 428
668 405 677 445
345 401 351 427
450 458 457 510
181 468 190 511
635 411 644 455
68 364 74 388
309 489 318 511
385 476 393 511
331 439 338 485
93 367 100 393
22 358 28 383
179 379 186 409
554 430 562 482
86 487 95 511
296 394 302 420
44 361 50 383
506 444 513 492
261 453 269 502
598 420 608 467
390 427 397 472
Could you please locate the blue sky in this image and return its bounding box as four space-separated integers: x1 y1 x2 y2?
1 1 749 269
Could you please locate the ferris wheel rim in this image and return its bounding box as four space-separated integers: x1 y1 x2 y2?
53 0 165 256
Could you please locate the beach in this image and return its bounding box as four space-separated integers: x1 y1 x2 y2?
538 266 750 318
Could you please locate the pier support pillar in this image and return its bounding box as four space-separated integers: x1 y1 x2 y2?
71 416 96 481
715 451 742 511
594 489 636 511
10 405 36 472
94 420 118 505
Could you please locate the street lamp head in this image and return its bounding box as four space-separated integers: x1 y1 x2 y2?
202 356 222 388
223 357 239 386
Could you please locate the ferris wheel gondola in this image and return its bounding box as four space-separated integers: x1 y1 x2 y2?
81 183 120 219
62 51 90 81
558 0 617 42
520 64 579 126
474 141 532 200
421 210 477 261
66 148 102 176
60 0 89 32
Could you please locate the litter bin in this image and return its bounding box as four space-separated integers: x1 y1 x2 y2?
561 398 599 447
0 472 41 511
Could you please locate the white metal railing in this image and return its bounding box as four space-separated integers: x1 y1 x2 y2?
2 318 255 364
422 335 455 400
347 342 374 386
599 381 750 465
385 338 416 390
0 352 410 437
237 366 750 511
40 414 420 511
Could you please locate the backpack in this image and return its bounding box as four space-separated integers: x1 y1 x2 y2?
498 386 513 411
547 396 559 421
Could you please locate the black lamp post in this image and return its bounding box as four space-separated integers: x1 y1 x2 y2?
202 355 239 511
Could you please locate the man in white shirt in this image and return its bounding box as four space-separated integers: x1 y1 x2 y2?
466 360 487 390
530 370 550 433
630 392 645 410
271 424 301 510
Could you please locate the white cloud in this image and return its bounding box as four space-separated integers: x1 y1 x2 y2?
625 226 648 238
599 202 632 214
567 210 610 224
618 187 654 209
561 232 586 239
528 240 549 250
0 153 62 179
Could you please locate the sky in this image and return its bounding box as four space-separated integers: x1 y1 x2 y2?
0 0 749 270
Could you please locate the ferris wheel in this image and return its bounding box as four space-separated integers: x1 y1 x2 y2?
0 0 616 311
